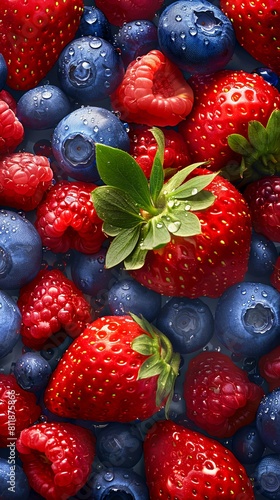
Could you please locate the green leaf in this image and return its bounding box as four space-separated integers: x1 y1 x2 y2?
170 172 217 199
92 186 144 229
102 222 123 237
228 134 252 155
105 226 141 268
123 244 148 270
149 128 165 204
162 208 201 237
248 120 268 151
150 127 165 164
140 217 171 250
184 190 216 211
138 354 163 380
162 162 206 195
263 109 280 153
95 143 154 211
130 334 158 356
130 313 159 340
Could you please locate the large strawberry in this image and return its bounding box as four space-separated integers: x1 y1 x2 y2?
44 314 180 422
144 419 254 499
0 0 84 91
220 0 280 75
91 128 252 298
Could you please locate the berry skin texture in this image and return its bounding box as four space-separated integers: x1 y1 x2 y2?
0 152 53 211
183 351 264 438
91 466 149 499
18 269 92 349
110 49 194 127
144 419 254 499
259 344 280 392
0 374 41 447
0 99 24 155
253 454 280 499
13 352 52 393
271 256 280 293
95 0 164 27
0 290 21 359
256 388 280 453
0 458 30 500
35 180 105 254
16 422 96 500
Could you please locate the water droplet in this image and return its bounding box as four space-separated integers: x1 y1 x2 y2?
167 221 181 233
175 15 182 21
189 27 198 36
191 188 198 195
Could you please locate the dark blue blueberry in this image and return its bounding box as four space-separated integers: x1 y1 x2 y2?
51 106 130 182
253 454 280 499
95 423 143 468
256 388 280 453
108 278 162 322
0 210 42 290
90 466 149 499
253 67 280 91
13 352 52 392
248 231 278 278
0 291 21 359
115 20 159 67
58 36 124 104
0 458 30 500
0 54 8 90
78 6 112 42
156 297 214 353
16 84 72 130
214 282 280 358
40 332 73 370
231 424 265 464
157 0 236 74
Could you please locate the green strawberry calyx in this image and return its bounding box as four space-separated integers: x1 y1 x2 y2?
226 109 280 185
91 127 217 270
130 313 181 418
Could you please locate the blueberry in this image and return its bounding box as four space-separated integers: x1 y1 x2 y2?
90 466 149 499
0 291 21 359
156 297 214 353
253 67 280 91
256 388 280 453
248 231 278 278
0 54 8 90
253 454 280 499
0 458 30 499
231 424 265 464
214 282 280 358
16 84 71 130
58 36 124 104
0 210 42 290
78 6 112 42
51 106 130 182
95 423 143 468
108 277 162 322
13 352 52 392
115 20 159 67
40 332 73 370
157 0 236 74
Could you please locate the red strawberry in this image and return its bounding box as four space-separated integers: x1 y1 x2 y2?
243 176 280 242
91 130 252 298
183 351 264 438
16 421 95 500
220 0 280 75
179 70 280 174
0 152 53 211
0 374 41 447
110 49 194 127
18 269 92 349
35 180 106 254
259 344 280 392
44 314 180 422
95 0 164 26
128 124 191 178
0 0 84 91
144 419 254 500
0 99 24 155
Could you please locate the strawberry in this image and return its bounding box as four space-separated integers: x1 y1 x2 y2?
128 124 191 178
0 374 41 447
144 419 254 499
0 0 84 91
110 49 194 127
91 128 252 298
179 70 280 175
18 269 92 349
44 314 180 422
16 421 95 500
0 99 24 155
183 351 264 438
95 0 164 27
220 0 280 75
35 180 106 254
259 344 280 392
0 152 53 211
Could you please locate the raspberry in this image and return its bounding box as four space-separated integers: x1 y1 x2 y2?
0 99 24 154
0 90 17 113
0 374 41 446
35 180 105 254
18 269 92 349
259 344 280 391
0 152 53 211
16 422 95 500
270 256 280 292
110 49 194 127
184 351 264 438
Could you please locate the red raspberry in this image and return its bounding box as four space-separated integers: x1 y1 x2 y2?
0 90 17 114
16 422 96 500
35 180 106 254
270 256 280 292
183 351 264 438
259 344 280 391
0 152 53 211
0 374 41 446
128 124 191 178
0 99 24 154
18 269 92 349
110 49 194 127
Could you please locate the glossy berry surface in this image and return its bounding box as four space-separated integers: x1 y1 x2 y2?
95 0 164 26
90 466 149 499
0 291 21 359
78 6 112 40
256 388 280 453
231 424 265 465
13 352 52 393
95 422 143 468
248 231 278 278
0 457 30 499
0 99 24 155
115 20 159 67
253 454 280 499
